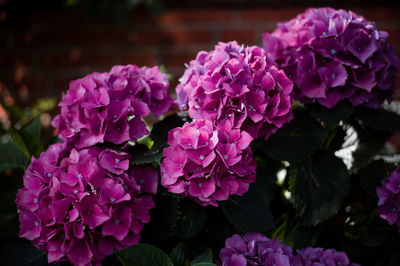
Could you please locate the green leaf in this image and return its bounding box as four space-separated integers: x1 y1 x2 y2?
290 152 350 226
0 241 50 266
350 126 391 173
222 180 275 232
355 107 400 133
32 97 57 113
12 117 44 158
192 264 217 266
116 244 173 266
307 101 354 130
10 129 30 158
359 160 390 198
174 200 207 239
3 103 24 121
169 243 188 266
0 142 29 171
263 109 327 162
141 195 178 245
192 249 212 264
150 113 189 150
24 116 41 136
128 144 163 165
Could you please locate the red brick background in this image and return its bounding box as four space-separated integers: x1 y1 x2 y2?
1 4 400 103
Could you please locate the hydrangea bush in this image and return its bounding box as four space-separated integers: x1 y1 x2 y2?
1 6 400 266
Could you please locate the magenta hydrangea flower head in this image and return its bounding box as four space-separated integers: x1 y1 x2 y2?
160 119 256 207
219 233 293 266
263 7 399 109
376 166 400 229
291 247 360 266
52 65 173 149
15 143 158 265
176 41 293 140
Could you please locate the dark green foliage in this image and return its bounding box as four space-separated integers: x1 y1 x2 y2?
116 244 174 266
307 101 354 130
222 180 275 232
359 160 390 198
0 142 29 171
290 152 350 226
355 107 400 133
263 109 327 162
173 200 207 239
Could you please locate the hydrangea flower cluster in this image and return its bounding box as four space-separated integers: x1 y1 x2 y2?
376 166 400 229
263 7 399 109
15 143 158 265
161 119 256 206
219 233 360 266
292 247 360 266
176 41 293 139
219 233 293 266
52 65 173 149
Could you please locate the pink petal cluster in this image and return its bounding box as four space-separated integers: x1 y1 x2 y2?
15 143 158 265
292 247 360 266
161 119 256 207
219 233 293 266
176 41 293 139
263 7 399 109
376 166 400 229
52 65 173 149
219 233 360 266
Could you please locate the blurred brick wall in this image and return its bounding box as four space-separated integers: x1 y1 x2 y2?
0 6 400 102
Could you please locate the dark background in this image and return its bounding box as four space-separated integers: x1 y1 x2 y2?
0 0 399 106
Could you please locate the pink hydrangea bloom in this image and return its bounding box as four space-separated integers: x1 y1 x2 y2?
160 119 256 207
263 7 399 109
219 233 293 266
52 65 173 149
176 41 293 140
291 247 360 266
376 166 400 229
15 143 158 265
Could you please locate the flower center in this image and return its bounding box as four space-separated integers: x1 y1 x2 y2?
110 197 116 202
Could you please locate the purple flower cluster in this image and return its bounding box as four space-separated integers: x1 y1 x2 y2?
176 41 293 139
263 7 399 109
376 166 400 229
292 247 360 266
219 233 293 266
52 65 173 149
161 119 256 206
15 143 158 265
219 233 359 266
